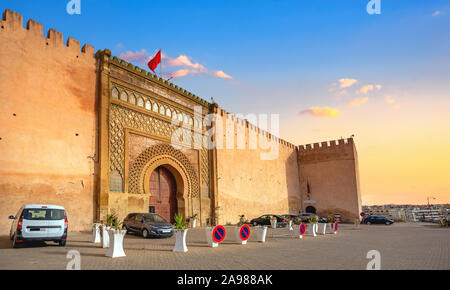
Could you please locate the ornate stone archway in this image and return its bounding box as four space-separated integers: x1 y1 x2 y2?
128 143 199 199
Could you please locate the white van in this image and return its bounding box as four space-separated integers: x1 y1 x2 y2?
9 204 68 248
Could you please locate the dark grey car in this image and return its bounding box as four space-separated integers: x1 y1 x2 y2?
123 213 174 238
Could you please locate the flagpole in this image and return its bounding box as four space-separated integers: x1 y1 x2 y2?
160 48 162 79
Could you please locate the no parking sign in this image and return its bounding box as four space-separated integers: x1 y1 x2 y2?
299 223 306 237
334 221 339 232
239 225 250 241
212 225 226 243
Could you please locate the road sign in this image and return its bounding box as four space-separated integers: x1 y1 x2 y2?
334 221 339 232
299 223 306 235
212 225 226 243
239 225 250 241
360 212 365 217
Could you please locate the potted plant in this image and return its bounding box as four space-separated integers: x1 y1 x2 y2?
173 213 188 252
105 218 126 258
101 214 116 248
308 215 318 237
318 216 327 235
327 215 334 233
270 216 277 229
189 213 198 228
92 222 101 243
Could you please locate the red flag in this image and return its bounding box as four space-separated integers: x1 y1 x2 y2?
147 50 161 73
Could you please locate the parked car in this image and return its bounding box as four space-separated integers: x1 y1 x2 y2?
123 213 174 238
250 214 288 228
361 216 394 225
282 214 300 224
9 204 68 248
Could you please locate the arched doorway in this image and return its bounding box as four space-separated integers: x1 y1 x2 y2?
149 166 178 223
305 206 316 214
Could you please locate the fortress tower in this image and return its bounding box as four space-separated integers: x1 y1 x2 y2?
298 138 362 221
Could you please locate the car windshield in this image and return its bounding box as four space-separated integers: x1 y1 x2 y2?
22 208 66 220
143 214 167 223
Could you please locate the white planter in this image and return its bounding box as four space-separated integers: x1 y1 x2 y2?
234 226 248 245
318 223 327 235
256 226 267 243
105 228 126 258
270 219 277 229
288 220 293 231
173 229 188 252
92 223 101 243
308 223 318 237
205 227 218 247
327 223 333 233
101 225 110 248
190 218 197 228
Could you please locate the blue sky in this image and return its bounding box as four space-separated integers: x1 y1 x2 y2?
1 0 449 204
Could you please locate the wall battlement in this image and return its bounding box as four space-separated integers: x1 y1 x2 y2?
216 106 297 149
0 9 94 56
298 138 354 153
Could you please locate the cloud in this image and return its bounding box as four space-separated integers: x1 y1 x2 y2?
432 11 441 16
299 106 340 118
338 78 358 88
119 49 151 64
347 97 369 107
212 70 233 79
357 84 382 94
119 49 232 79
384 94 396 104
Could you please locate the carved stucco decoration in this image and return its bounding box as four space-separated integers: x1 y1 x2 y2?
128 143 200 197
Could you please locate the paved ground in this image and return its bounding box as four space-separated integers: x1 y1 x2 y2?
0 223 448 270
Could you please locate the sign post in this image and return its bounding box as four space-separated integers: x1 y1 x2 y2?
236 225 250 245
298 222 306 239
206 225 226 247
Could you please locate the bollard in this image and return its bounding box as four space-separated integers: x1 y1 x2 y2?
92 223 101 243
308 223 318 237
256 226 268 242
318 223 327 235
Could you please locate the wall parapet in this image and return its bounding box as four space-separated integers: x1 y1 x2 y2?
215 106 297 149
1 9 95 57
297 138 355 163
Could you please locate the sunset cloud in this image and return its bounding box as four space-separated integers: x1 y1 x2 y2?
119 49 231 79
300 106 340 118
347 97 369 107
338 78 358 88
358 84 382 94
384 94 396 104
212 70 233 79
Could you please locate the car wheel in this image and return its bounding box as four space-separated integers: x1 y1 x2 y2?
367 221 371 225
253 222 257 226
385 221 390 225
142 229 149 238
58 240 66 247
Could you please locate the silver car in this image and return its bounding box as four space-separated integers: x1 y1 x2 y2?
122 213 173 238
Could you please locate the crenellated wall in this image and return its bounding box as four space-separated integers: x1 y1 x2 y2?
0 8 363 234
0 9 97 234
297 138 362 221
214 107 301 225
